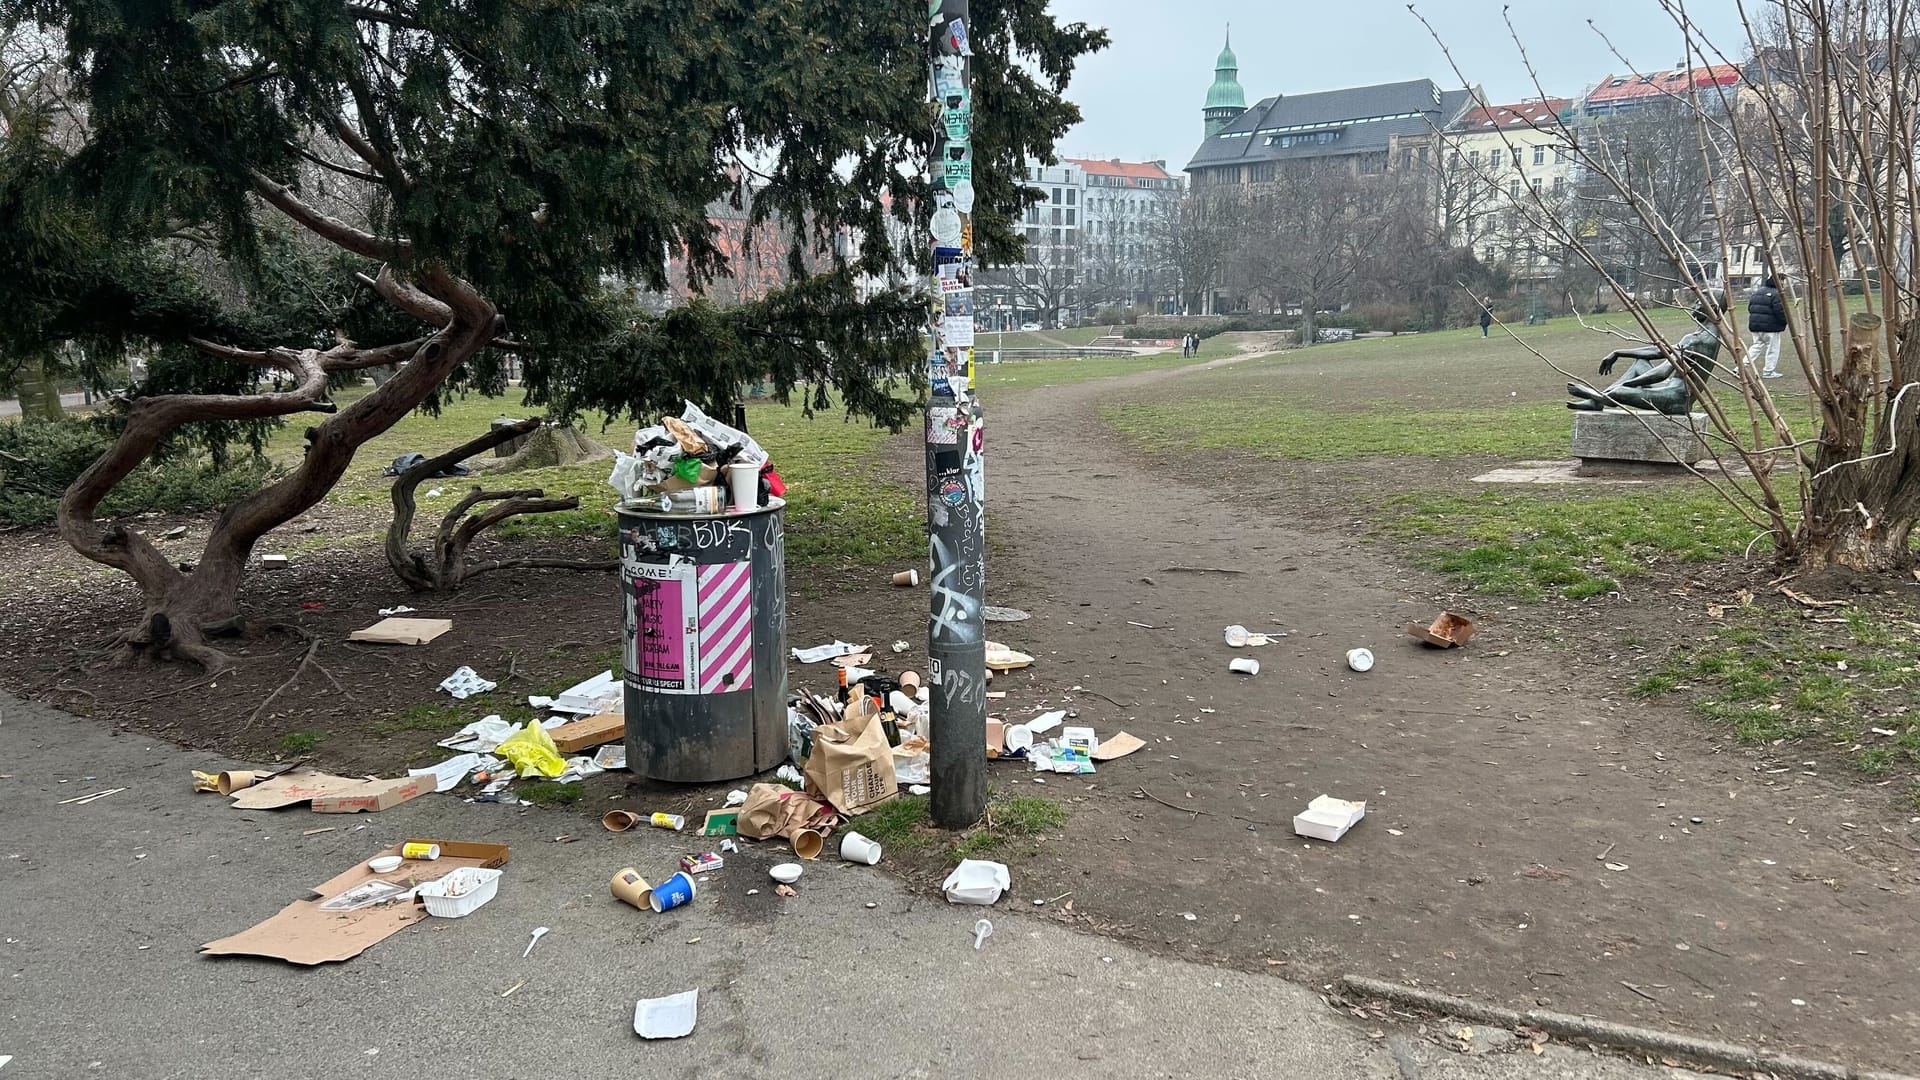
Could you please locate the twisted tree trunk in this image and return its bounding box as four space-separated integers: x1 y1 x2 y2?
1795 314 1920 572
56 267 501 671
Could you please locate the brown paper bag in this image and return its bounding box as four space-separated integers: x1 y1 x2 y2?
736 783 837 857
802 705 898 816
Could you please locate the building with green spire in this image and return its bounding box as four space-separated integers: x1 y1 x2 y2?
1203 30 1246 138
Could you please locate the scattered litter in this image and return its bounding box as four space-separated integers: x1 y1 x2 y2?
550 670 621 715
349 618 451 646
1605 862 1631 872
1162 565 1243 574
1026 710 1066 735
1345 648 1375 673
376 606 416 617
403 842 441 861
982 606 1030 622
891 569 920 587
1223 624 1280 647
650 813 686 831
909 783 931 796
58 787 126 805
1229 658 1260 675
972 918 994 950
891 640 910 653
259 554 290 569
1407 611 1475 648
830 651 874 669
648 871 696 912
368 855 403 874
527 695 554 709
500 981 525 997
719 839 738 853
1092 732 1145 762
203 840 509 964
984 642 1033 671
679 852 724 875
1180 912 1197 921
701 810 739 836
840 831 882 865
610 867 652 909
792 641 867 664
495 721 567 779
603 810 641 832
593 743 628 771
775 764 804 785
549 712 624 753
229 770 433 814
774 884 797 898
1293 795 1366 842
438 666 497 699
439 714 515 753
769 863 804 884
943 859 1010 905
407 752 491 793
522 925 549 958
302 826 337 837
633 990 699 1039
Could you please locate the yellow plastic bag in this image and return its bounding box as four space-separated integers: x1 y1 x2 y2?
496 720 567 779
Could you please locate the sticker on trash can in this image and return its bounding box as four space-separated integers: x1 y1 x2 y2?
695 561 754 694
630 559 696 693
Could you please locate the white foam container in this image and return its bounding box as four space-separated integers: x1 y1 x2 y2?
417 866 502 917
1292 796 1367 842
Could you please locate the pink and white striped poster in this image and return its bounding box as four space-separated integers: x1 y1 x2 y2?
695 561 754 694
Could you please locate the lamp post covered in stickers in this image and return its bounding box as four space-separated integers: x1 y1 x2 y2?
924 0 988 827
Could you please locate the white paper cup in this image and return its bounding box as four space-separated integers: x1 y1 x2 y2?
1229 657 1260 675
727 462 759 512
1223 625 1250 647
839 831 883 865
1346 648 1375 673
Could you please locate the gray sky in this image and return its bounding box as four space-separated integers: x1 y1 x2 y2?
1044 0 1752 166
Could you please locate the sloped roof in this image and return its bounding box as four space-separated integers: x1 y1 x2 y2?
1586 64 1741 106
1186 80 1473 171
1065 158 1174 181
1453 98 1572 131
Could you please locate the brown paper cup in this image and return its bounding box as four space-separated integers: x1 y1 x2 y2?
899 671 921 696
790 828 826 861
610 867 653 909
892 569 920 587
215 770 257 795
602 809 642 833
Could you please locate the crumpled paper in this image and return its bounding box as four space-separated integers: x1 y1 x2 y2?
438 666 496 700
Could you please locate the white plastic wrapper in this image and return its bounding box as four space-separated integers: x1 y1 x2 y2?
676 401 768 467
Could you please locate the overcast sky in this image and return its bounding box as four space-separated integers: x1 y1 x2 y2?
1044 0 1752 166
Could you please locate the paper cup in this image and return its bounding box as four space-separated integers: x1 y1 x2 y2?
892 569 920 587
215 770 257 795
1346 648 1375 673
1229 657 1260 675
790 828 826 861
602 810 641 832
649 871 697 913
610 867 653 909
840 831 883 865
401 842 441 861
727 461 759 512
1223 625 1250 648
1004 723 1035 753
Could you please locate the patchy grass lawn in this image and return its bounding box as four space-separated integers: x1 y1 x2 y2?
854 791 1069 861
1635 604 1920 782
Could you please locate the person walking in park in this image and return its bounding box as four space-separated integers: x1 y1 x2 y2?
1745 275 1788 379
1479 297 1494 337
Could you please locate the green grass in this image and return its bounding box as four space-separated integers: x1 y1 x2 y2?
518 780 584 806
983 325 1116 349
279 731 324 754
856 792 1069 859
1386 489 1757 601
976 336 1250 394
855 795 934 853
1635 608 1920 778
1107 398 1570 461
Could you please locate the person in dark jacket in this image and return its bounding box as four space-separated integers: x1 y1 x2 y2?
1745 275 1788 379
1479 297 1494 337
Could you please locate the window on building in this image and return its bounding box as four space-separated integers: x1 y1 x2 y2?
1050 228 1061 246
1066 209 1075 225
1490 149 1502 168
1730 245 1744 264
1401 148 1413 170
1064 269 1075 285
1025 267 1038 285
1484 247 1497 263
1450 150 1461 168
1509 178 1522 198
1051 187 1061 203
1551 176 1565 194
1533 145 1546 165
1554 145 1569 163
1530 178 1542 193
1050 207 1061 225
1418 146 1430 164
1026 206 1038 225
1468 149 1480 166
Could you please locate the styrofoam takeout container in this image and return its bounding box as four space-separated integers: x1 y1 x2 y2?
416 866 502 918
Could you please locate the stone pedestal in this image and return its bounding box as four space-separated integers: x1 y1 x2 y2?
1570 409 1707 470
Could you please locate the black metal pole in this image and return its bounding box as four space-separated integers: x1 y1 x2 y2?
924 0 987 828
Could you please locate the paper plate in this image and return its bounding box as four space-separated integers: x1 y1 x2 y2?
634 990 699 1039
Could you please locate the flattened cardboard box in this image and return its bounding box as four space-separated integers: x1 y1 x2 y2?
348 617 453 646
549 711 624 754
201 840 508 965
227 769 433 813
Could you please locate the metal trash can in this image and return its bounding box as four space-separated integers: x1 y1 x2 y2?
617 497 788 782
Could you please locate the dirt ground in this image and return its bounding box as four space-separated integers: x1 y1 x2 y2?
3 354 1917 1070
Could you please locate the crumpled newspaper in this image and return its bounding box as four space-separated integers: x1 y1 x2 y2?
610 401 770 501
438 666 497 700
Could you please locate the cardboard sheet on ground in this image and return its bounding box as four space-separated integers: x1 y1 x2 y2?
227 769 433 813
549 712 624 753
201 840 509 965
347 617 452 645
1091 732 1145 761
